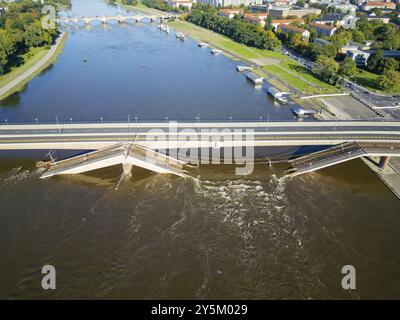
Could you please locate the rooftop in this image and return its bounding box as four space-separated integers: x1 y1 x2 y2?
364 1 392 6
314 38 334 45
308 22 337 30
279 24 307 33
271 18 304 24
218 9 242 13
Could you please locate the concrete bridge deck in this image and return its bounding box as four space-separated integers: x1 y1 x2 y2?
0 120 400 150
41 143 187 179
1 120 400 179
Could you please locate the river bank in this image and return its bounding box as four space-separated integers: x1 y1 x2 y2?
0 32 68 100
111 0 338 96
167 20 339 96
114 0 165 15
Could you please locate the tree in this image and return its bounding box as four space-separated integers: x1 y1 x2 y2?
339 57 356 77
331 30 352 47
310 42 338 60
312 55 339 83
378 69 400 92
0 0 66 75
304 13 318 24
262 30 281 50
264 15 274 31
187 10 281 50
378 58 400 74
351 30 365 43
23 20 52 48
367 49 384 73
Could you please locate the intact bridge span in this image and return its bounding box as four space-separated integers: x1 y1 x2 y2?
1 120 400 179
59 14 176 25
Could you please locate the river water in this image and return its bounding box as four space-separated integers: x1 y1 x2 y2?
0 0 399 299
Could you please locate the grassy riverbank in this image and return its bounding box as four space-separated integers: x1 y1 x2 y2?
168 20 339 95
0 33 68 100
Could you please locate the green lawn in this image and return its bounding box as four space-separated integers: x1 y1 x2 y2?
263 65 310 93
0 47 48 89
281 60 338 92
350 68 381 92
214 40 261 59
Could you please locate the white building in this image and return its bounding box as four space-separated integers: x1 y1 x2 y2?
346 49 371 66
312 13 356 29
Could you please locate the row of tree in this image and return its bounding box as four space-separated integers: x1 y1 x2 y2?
115 0 139 6
0 0 70 75
141 0 189 13
186 8 281 50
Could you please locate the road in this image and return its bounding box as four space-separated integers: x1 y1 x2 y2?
0 121 400 149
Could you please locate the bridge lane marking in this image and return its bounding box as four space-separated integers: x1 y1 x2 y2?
1 135 400 144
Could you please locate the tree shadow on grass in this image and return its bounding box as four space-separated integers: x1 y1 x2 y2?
3 55 25 74
286 63 311 76
351 75 381 91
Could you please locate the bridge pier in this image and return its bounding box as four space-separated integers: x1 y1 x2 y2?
379 156 391 170
122 162 133 178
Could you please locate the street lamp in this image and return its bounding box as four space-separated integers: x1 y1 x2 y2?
56 116 62 135
100 117 104 123
4 119 8 125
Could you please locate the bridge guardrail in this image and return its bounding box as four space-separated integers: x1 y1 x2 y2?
1 118 400 126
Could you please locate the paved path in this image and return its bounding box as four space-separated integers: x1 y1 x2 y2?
0 32 66 99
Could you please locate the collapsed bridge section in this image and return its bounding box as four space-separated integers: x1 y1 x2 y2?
40 143 188 179
289 142 400 176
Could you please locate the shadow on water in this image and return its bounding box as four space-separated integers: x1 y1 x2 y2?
38 63 55 76
0 92 22 107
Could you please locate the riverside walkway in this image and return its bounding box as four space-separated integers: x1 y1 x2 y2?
0 32 66 99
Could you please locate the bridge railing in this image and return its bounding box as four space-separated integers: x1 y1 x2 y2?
1 118 400 126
